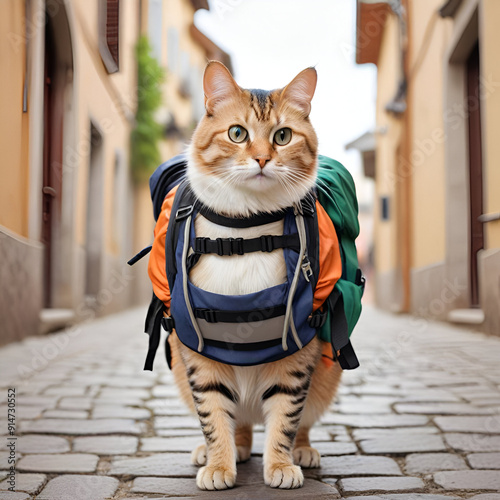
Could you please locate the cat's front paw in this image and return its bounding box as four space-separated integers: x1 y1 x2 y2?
191 444 207 466
196 465 236 490
293 446 321 468
264 464 304 489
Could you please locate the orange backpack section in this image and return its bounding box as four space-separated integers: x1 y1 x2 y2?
148 185 179 310
148 188 342 315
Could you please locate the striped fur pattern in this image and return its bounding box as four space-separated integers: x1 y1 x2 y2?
172 62 342 490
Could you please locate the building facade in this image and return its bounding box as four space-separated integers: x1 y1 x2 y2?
132 0 232 303
0 0 229 345
356 0 500 334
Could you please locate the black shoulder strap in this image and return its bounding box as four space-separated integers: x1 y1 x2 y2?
301 190 319 292
197 204 286 228
327 289 360 370
143 292 166 371
165 181 196 293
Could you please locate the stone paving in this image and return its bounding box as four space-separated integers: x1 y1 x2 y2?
0 305 500 499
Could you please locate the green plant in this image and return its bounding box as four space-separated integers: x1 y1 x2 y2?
130 36 165 183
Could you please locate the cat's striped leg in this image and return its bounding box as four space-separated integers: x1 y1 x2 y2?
181 354 238 490
261 377 311 488
191 424 252 466
293 426 320 468
293 350 343 468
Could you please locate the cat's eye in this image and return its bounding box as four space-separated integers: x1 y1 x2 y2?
228 125 248 143
274 128 292 146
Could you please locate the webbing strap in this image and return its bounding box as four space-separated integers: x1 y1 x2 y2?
337 341 359 370
328 290 360 370
143 294 166 371
127 245 152 266
281 207 308 351
204 337 282 351
181 214 204 352
193 305 286 324
193 234 300 256
198 204 286 228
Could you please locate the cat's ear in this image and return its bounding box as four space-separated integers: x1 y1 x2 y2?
280 67 317 117
203 61 241 113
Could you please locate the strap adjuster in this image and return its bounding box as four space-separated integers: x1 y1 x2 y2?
161 316 175 333
260 235 274 252
234 238 244 255
308 309 327 329
199 308 217 323
176 205 194 221
194 237 209 253
216 238 225 256
213 237 245 256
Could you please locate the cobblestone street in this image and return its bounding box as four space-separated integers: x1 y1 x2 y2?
1 305 500 499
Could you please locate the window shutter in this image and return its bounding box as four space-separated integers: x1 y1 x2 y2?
106 0 119 68
99 0 120 73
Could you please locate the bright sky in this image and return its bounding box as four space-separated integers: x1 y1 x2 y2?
194 0 377 202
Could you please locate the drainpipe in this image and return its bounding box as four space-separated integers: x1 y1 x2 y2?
399 0 412 313
385 0 412 312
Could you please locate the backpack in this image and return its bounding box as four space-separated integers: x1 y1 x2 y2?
129 154 364 371
315 155 365 368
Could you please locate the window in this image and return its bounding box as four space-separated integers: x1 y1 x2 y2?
178 51 191 98
381 196 390 221
99 0 120 73
148 0 163 61
167 27 179 74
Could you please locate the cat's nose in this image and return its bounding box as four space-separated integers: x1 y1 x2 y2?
254 155 271 169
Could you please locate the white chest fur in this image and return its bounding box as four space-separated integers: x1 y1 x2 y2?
189 215 287 295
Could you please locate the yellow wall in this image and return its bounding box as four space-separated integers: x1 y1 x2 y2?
374 1 462 272
0 1 29 236
407 0 451 269
481 0 500 249
71 0 139 252
374 14 403 274
161 0 206 130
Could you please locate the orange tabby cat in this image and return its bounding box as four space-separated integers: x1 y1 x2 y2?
169 61 342 490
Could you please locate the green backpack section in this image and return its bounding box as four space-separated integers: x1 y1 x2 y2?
315 155 365 367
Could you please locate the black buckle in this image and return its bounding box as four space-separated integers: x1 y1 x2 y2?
161 316 175 333
234 238 244 255
308 310 327 329
260 235 274 252
216 238 225 256
199 309 217 323
176 205 194 221
355 268 366 289
194 237 209 253
214 238 244 256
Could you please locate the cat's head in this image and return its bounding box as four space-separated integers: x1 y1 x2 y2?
188 61 318 217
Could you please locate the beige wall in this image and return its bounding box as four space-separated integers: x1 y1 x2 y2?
408 0 451 270
369 0 500 332
71 0 138 253
133 0 213 304
161 0 206 130
480 0 500 250
0 1 29 237
374 14 402 275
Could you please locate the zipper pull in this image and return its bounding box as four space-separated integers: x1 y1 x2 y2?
301 257 313 282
